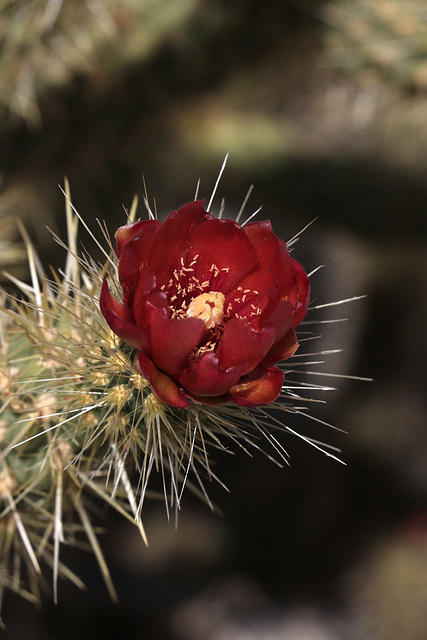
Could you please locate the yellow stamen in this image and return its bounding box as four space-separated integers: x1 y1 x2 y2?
186 291 225 329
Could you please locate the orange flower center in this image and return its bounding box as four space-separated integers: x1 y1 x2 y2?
186 291 225 329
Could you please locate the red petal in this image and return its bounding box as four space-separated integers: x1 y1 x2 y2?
261 328 298 366
138 352 189 408
133 288 170 337
216 318 275 376
132 266 157 301
244 221 295 291
226 366 284 407
178 352 245 397
291 257 310 327
265 299 295 340
186 218 257 294
244 221 310 329
100 278 131 321
228 221 289 328
115 220 159 258
225 275 279 329
102 310 149 351
149 201 213 286
118 223 161 305
184 393 228 406
148 308 206 376
100 280 149 350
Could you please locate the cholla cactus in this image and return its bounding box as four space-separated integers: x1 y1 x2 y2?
0 170 361 621
0 183 144 613
320 0 427 89
0 0 198 126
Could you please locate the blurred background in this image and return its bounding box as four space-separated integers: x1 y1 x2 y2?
1 0 427 638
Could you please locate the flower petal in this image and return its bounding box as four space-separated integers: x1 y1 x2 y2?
149 200 213 286
138 352 189 408
261 328 298 366
115 220 159 258
186 218 258 294
216 317 275 376
118 223 161 305
148 308 206 376
226 366 284 407
291 257 310 327
100 277 131 321
102 311 150 351
225 285 279 332
132 266 157 301
133 288 169 337
100 281 149 350
244 221 295 292
178 352 245 397
264 299 295 340
244 221 310 327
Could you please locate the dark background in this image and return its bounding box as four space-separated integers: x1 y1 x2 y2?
1 1 427 638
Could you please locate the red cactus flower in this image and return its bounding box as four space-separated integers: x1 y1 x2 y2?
100 201 310 408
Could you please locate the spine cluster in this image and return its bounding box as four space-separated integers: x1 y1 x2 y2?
0 197 258 613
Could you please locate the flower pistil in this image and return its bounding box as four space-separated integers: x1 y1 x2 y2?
186 291 225 329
